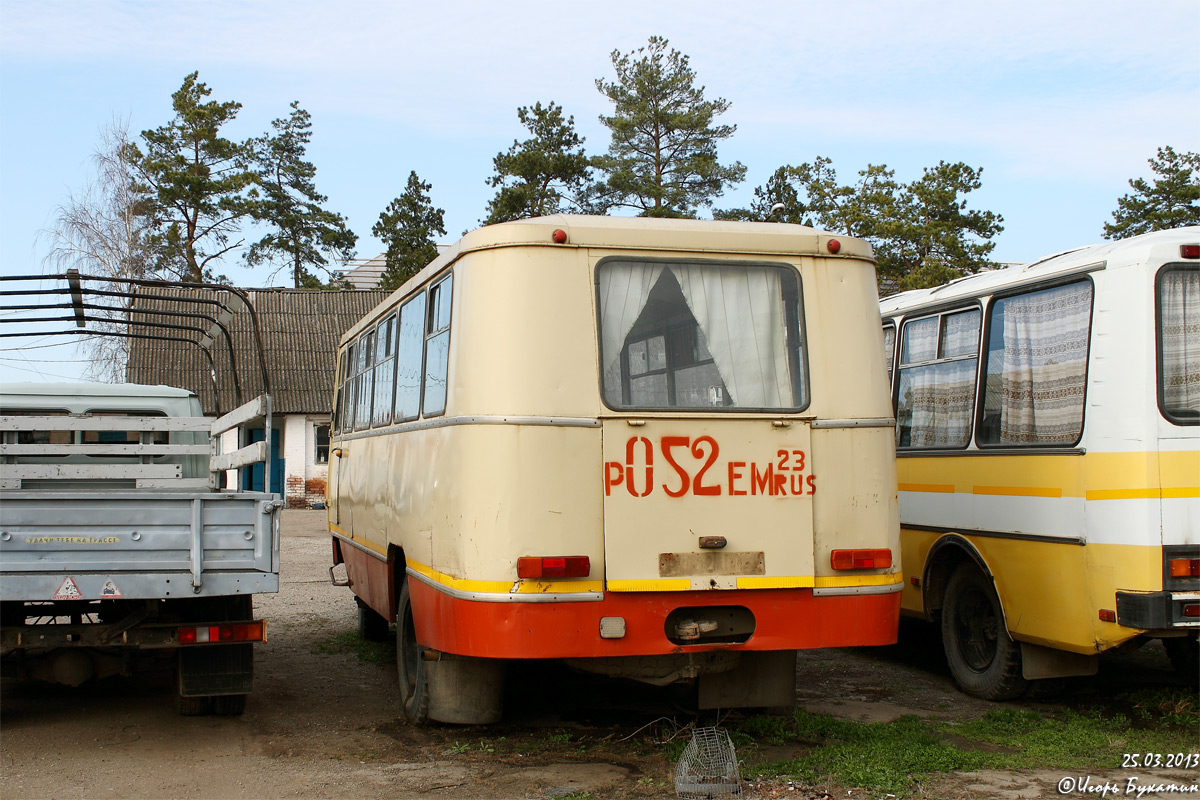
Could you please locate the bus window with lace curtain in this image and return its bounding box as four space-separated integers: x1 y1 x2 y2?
596 260 807 411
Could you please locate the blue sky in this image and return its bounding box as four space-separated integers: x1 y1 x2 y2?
1 0 1197 383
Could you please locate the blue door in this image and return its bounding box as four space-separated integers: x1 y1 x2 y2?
241 427 284 494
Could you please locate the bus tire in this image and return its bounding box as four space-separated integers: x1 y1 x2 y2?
396 581 430 725
941 563 1027 701
213 694 247 716
1162 635 1198 685
357 598 390 642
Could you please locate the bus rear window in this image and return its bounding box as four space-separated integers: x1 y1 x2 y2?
597 260 807 411
1158 265 1200 425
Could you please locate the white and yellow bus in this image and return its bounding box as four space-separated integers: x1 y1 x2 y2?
328 215 901 724
880 227 1200 700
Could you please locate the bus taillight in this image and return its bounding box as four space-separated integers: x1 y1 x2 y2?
830 549 892 570
517 556 590 579
1168 558 1200 578
178 621 266 645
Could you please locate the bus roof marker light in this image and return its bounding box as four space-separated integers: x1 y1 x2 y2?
552 229 568 244
826 239 841 254
1180 244 1199 259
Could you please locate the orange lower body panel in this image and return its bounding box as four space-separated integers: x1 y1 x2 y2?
408 578 900 659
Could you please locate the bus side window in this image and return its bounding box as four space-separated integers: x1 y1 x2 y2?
372 314 397 427
423 274 453 417
340 343 356 434
355 329 376 431
895 308 980 449
1158 266 1200 425
394 291 427 422
977 280 1093 447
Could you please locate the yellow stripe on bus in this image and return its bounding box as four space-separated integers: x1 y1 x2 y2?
898 483 955 493
406 558 604 595
736 576 815 590
973 485 1063 498
812 574 905 589
330 523 389 557
606 579 693 592
897 451 1199 498
1086 487 1200 501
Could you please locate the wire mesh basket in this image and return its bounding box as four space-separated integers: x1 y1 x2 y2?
674 726 743 799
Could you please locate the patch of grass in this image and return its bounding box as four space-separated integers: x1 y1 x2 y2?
314 630 393 667
730 698 1199 798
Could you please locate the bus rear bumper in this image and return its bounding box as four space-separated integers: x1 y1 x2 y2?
407 577 901 660
1115 590 1200 630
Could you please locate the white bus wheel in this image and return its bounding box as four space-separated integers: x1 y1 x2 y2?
396 581 430 724
941 563 1027 701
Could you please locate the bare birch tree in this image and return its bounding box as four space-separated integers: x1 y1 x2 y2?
41 117 156 382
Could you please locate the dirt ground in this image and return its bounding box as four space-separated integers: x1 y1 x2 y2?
2 510 1196 800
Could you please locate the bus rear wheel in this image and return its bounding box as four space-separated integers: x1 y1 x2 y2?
1162 634 1198 685
357 597 390 642
396 581 430 725
941 563 1027 700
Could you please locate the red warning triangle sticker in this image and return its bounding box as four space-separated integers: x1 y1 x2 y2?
100 580 122 598
53 576 83 600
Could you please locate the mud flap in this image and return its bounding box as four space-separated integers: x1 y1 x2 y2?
698 650 797 709
178 644 253 697
426 651 505 724
1019 642 1097 680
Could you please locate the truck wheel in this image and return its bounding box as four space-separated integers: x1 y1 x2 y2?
1162 635 1198 685
213 694 247 716
941 563 1027 700
396 581 430 724
357 598 390 642
179 695 211 716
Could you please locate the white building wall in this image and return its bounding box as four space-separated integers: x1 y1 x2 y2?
282 414 330 508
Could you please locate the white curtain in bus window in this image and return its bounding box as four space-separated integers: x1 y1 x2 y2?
1160 268 1200 419
597 261 804 409
423 275 453 417
394 292 427 422
372 315 396 427
980 281 1092 445
896 309 980 448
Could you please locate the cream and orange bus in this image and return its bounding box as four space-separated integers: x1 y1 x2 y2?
880 227 1199 700
328 215 901 724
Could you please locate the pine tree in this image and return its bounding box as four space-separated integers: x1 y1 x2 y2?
373 172 446 291
1104 146 1200 239
244 102 357 288
483 102 590 225
125 72 254 283
590 36 745 217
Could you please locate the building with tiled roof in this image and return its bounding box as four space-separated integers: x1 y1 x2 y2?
127 287 389 507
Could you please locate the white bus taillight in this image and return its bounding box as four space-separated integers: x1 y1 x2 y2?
830 549 892 570
178 621 266 645
517 556 590 579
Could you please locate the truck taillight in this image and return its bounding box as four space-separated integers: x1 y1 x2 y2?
517 556 590 579
178 621 265 645
1168 558 1200 578
830 549 892 570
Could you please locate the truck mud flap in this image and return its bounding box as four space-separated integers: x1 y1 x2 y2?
178 644 253 696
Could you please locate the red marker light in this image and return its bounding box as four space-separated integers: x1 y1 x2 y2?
1180 244 1199 259
1169 558 1200 578
1098 609 1116 622
830 549 892 570
552 229 568 244
827 239 841 254
518 555 590 579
